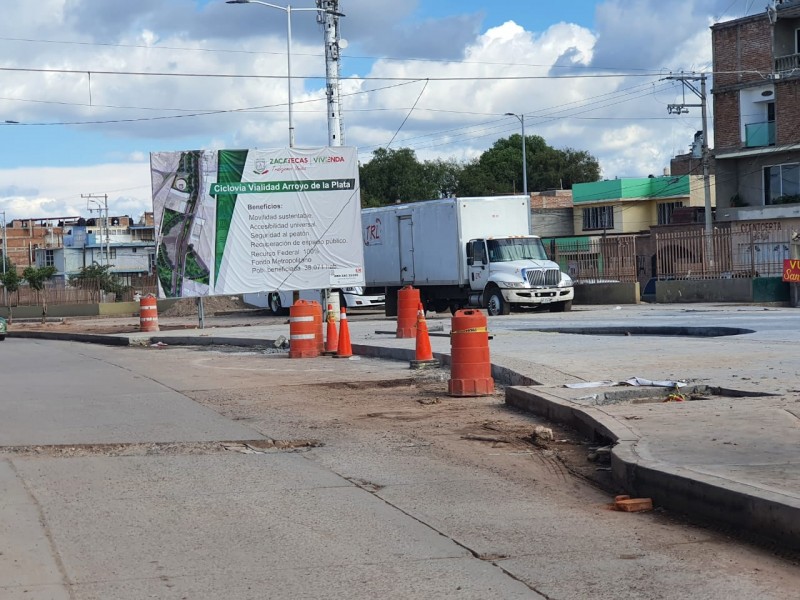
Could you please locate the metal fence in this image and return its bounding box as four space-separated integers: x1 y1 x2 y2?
654 229 790 279
549 236 640 283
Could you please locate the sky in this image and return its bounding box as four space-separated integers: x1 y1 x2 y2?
0 0 766 221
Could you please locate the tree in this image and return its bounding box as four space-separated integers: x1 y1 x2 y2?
359 148 462 206
69 264 126 302
0 261 20 324
22 266 56 323
456 134 600 196
422 158 462 199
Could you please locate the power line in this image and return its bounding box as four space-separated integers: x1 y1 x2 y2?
0 65 693 81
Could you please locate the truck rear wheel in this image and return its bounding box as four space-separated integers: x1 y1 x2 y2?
485 287 510 316
550 300 572 312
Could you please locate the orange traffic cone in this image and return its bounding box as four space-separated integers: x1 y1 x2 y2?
410 303 440 369
334 306 353 358
323 304 339 355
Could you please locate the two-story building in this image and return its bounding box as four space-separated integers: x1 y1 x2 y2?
712 0 800 232
570 175 714 235
35 213 156 287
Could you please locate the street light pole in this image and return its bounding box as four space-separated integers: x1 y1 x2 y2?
505 113 528 196
227 0 345 148
0 211 5 310
1 210 7 277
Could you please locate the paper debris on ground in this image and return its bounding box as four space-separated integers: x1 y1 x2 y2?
564 381 617 389
622 377 686 388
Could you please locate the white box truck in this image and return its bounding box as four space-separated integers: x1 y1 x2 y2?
362 195 574 316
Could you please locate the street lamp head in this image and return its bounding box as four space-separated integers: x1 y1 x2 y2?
225 0 250 3
505 112 515 116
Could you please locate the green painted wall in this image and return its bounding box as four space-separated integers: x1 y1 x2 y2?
574 176 690 204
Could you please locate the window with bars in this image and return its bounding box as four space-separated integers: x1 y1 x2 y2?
657 201 684 225
582 205 614 231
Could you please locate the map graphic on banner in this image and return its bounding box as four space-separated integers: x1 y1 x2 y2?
150 147 364 298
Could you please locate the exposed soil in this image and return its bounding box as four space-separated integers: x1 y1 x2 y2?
183 363 617 496
160 295 254 317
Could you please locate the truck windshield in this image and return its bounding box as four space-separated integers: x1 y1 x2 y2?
486 238 548 262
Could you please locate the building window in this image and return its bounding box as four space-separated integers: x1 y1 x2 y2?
657 201 684 225
582 206 614 231
764 163 800 204
44 249 55 267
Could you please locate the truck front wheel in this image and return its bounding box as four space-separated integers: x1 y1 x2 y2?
485 287 510 316
269 293 288 317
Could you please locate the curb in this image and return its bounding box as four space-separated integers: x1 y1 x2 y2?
7 331 132 346
506 385 800 551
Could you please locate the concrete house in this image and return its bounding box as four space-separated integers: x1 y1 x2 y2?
34 214 156 287
571 175 714 235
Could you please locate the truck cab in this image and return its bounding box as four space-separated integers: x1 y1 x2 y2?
467 236 574 315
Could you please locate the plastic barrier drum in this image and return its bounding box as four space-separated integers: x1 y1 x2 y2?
139 294 160 332
314 301 324 354
448 309 494 397
289 300 322 359
397 285 420 338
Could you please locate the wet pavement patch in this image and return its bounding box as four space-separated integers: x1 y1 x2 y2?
527 326 754 337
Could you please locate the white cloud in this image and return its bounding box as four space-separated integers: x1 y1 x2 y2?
0 162 151 221
0 0 755 221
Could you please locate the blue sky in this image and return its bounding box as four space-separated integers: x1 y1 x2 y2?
0 0 765 220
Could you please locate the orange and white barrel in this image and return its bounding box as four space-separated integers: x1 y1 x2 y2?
396 285 420 338
139 294 160 332
289 300 321 358
448 309 493 396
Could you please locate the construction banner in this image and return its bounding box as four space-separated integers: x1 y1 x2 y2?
150 147 364 298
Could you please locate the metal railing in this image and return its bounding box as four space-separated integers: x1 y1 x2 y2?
548 236 639 283
654 228 790 279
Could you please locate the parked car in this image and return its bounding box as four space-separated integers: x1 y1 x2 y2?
0 316 6 341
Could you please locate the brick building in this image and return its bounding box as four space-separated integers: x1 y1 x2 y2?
529 190 574 237
712 0 800 226
0 217 77 273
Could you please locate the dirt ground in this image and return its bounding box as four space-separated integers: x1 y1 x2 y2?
187 364 615 494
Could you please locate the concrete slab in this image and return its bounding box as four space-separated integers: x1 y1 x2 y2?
0 340 264 446
12 453 538 599
0 460 70 599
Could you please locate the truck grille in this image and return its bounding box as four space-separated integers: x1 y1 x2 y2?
526 268 560 287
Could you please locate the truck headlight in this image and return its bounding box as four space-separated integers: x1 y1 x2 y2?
558 273 573 287
499 281 527 289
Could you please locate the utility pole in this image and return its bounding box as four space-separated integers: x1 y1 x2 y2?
317 0 346 146
665 72 714 268
83 194 110 266
0 211 5 309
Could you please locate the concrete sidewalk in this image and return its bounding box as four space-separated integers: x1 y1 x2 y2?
8 304 800 550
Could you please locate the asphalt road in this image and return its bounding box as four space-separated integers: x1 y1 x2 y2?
2 328 800 599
